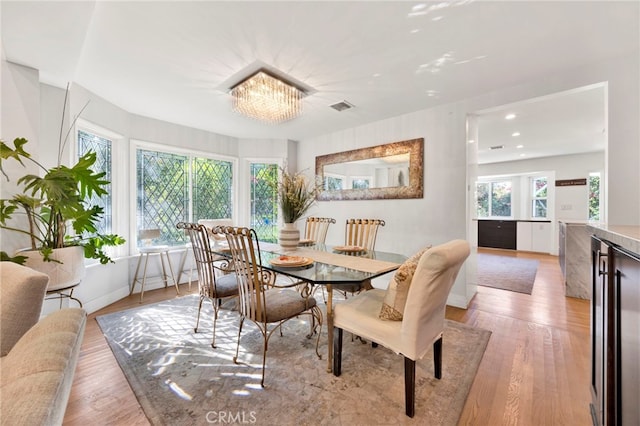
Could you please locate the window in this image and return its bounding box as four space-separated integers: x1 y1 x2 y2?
78 130 112 234
589 172 601 220
531 176 548 218
324 174 344 191
476 180 512 217
351 177 370 189
136 148 233 246
250 163 278 243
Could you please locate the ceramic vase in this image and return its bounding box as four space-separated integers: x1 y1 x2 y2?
278 223 300 251
21 246 86 292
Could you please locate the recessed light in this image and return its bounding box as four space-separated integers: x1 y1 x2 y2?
468 140 475 144
432 16 443 21
519 153 526 157
412 3 427 12
372 73 382 78
516 144 524 149
410 29 420 34
505 113 516 120
512 132 520 137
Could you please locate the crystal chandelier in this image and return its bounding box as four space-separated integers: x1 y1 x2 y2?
230 70 303 124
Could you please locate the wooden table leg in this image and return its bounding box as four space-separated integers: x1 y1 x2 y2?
326 284 333 373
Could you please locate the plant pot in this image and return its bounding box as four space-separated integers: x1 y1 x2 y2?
278 223 300 251
20 246 86 292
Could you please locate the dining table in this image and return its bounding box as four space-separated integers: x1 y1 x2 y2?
222 240 407 372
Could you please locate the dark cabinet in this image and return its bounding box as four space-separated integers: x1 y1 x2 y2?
590 236 640 426
478 220 516 250
611 245 640 426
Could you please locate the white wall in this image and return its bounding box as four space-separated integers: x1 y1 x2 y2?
2 47 638 312
299 51 639 308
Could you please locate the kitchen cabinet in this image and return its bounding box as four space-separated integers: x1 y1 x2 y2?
477 220 516 250
517 221 552 253
589 229 640 426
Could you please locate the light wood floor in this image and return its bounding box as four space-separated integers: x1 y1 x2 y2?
63 248 591 425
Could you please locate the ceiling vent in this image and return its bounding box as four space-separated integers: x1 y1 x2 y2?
329 100 354 112
490 145 505 150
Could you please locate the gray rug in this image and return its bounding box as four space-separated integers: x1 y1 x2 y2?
477 253 539 294
96 295 490 426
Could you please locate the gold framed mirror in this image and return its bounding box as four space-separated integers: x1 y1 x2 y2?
316 138 424 201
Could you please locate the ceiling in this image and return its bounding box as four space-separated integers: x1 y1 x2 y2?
1 1 638 162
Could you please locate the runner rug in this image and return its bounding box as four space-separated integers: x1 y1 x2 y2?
477 253 539 294
96 295 490 425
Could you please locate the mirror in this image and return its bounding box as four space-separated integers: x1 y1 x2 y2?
316 138 424 201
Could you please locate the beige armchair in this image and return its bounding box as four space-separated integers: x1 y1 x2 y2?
217 225 323 387
332 239 470 417
176 222 239 348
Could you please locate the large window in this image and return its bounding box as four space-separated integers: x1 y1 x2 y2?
136 148 233 246
476 180 512 217
531 176 548 218
78 130 112 235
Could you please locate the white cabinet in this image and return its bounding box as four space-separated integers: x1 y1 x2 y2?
516 221 552 253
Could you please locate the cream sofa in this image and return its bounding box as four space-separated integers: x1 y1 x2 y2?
0 262 87 425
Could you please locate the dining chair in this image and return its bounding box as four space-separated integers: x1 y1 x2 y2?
345 218 385 251
176 222 239 348
216 225 323 387
177 219 235 290
303 217 336 244
332 239 470 418
130 228 180 302
339 218 386 295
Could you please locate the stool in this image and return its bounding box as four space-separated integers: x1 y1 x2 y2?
130 245 179 302
46 282 83 308
177 242 197 291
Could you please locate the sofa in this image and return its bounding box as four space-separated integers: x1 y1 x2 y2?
0 262 87 425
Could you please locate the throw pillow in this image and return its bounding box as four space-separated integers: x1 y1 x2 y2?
379 245 431 321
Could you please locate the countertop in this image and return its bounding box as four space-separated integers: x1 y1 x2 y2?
587 224 640 255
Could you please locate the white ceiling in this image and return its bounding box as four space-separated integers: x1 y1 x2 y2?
2 1 638 162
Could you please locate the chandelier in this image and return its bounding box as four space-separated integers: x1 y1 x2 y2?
230 70 303 124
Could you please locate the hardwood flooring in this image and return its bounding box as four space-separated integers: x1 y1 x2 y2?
63 249 590 425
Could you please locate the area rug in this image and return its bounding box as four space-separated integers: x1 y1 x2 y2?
477 253 539 294
96 295 490 426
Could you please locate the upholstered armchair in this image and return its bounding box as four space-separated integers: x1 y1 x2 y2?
332 239 470 417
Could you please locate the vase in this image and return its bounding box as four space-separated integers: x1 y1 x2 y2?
20 246 86 292
278 223 300 251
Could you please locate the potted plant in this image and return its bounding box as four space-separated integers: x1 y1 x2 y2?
0 88 125 288
273 167 320 249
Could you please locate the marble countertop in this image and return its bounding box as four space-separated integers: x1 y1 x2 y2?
588 224 640 255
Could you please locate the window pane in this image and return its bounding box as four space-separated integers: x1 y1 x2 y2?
325 176 343 190
589 173 601 220
192 157 233 222
533 199 547 218
491 181 511 217
250 163 278 243
352 178 370 189
476 182 489 217
533 177 547 197
136 149 188 245
78 130 112 234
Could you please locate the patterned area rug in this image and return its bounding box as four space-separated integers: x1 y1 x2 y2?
96 295 490 426
477 253 539 294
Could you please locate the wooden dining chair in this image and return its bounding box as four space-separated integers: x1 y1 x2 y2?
332 239 470 417
176 222 239 348
303 217 336 244
216 225 323 387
